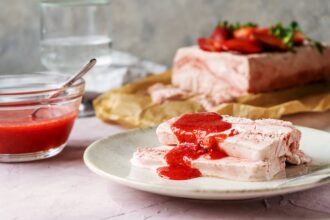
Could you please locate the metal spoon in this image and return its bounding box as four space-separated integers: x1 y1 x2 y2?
31 58 97 119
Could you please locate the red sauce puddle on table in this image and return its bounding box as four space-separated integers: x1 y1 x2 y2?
0 108 77 154
157 112 239 180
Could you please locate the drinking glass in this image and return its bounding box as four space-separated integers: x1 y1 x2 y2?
39 0 112 73
39 0 111 116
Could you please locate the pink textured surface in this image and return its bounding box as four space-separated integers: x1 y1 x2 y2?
1 112 330 219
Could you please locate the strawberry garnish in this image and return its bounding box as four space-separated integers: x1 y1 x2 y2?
254 32 288 51
254 27 270 35
210 26 229 42
197 25 229 52
233 27 256 40
197 21 323 54
292 31 304 45
222 39 262 54
198 38 222 52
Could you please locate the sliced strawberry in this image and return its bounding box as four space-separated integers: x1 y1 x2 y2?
210 26 229 42
233 27 256 40
198 37 222 52
254 27 270 35
253 32 288 51
222 39 262 54
293 31 304 45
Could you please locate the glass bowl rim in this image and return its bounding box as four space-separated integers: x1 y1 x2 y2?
0 72 85 96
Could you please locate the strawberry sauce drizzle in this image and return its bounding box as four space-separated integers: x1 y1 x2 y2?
157 112 237 180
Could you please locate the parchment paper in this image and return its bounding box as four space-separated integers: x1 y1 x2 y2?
94 70 330 128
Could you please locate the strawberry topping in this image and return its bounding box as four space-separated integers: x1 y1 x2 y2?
197 21 322 54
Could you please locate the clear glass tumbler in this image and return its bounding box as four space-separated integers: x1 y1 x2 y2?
40 0 112 73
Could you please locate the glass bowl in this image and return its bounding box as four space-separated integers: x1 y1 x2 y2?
0 73 84 162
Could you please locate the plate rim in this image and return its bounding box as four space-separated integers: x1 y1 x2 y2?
83 125 330 199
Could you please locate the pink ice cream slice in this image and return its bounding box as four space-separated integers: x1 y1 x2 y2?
156 115 310 164
131 146 286 181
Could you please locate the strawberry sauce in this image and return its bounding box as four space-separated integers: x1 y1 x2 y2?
0 108 77 154
157 112 235 180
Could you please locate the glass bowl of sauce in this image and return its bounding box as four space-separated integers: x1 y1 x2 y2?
0 73 84 162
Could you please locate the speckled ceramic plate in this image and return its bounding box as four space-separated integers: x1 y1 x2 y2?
84 126 330 200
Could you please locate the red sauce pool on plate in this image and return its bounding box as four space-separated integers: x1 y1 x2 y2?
157 112 237 180
0 108 77 154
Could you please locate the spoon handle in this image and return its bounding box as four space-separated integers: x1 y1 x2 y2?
31 59 97 119
49 59 97 100
61 58 97 88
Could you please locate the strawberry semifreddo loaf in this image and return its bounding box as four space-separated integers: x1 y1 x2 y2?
148 21 330 106
172 45 330 103
131 112 310 181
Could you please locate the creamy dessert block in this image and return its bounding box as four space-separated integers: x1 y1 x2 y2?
131 146 286 181
130 112 310 181
157 115 310 165
172 46 330 102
